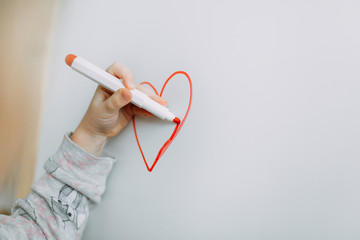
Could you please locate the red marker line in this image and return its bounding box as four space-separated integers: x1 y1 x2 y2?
132 71 192 172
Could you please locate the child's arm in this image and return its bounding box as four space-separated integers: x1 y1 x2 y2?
0 62 167 240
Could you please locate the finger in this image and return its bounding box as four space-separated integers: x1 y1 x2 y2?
99 86 113 96
106 62 135 89
90 86 110 104
93 85 114 102
104 88 132 114
130 105 153 117
136 85 168 106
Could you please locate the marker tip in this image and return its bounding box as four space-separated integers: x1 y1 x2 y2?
173 117 181 124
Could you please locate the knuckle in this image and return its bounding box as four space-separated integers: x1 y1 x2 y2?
113 61 123 69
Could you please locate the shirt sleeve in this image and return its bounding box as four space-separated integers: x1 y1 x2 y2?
0 132 116 240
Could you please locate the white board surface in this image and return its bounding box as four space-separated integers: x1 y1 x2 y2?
35 0 360 239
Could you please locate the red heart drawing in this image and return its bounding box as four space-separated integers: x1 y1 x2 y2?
132 71 193 172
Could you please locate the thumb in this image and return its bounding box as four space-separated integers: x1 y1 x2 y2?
104 88 132 114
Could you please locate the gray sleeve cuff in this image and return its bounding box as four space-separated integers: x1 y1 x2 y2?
43 132 116 203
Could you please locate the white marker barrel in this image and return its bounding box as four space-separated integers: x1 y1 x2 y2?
66 54 178 122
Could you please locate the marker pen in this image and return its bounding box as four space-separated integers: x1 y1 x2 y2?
65 54 180 124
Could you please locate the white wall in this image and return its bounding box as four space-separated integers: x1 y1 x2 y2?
36 0 360 239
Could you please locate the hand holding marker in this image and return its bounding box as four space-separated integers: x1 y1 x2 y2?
65 54 180 124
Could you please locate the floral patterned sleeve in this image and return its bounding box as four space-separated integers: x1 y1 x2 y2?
0 132 116 240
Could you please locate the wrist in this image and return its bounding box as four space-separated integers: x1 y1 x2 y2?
70 126 108 157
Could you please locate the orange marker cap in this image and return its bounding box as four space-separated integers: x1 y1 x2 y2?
65 54 77 67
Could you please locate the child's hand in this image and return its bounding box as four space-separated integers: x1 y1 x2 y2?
70 61 167 156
